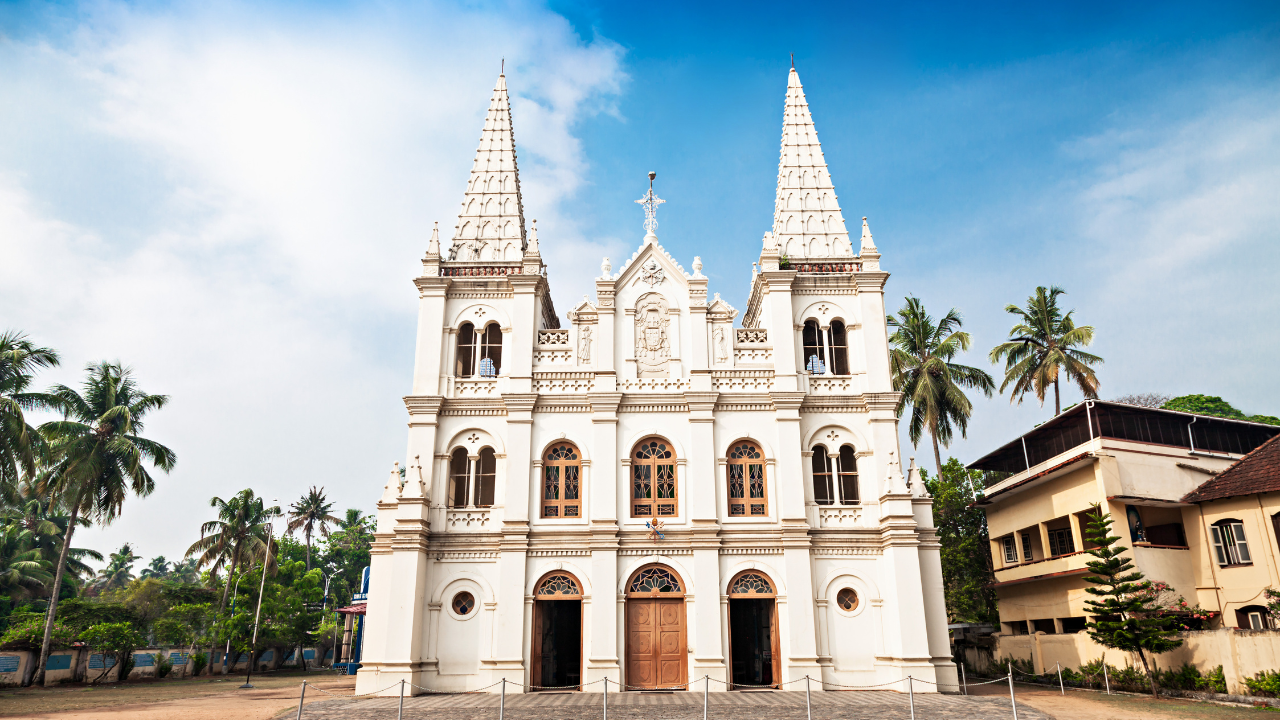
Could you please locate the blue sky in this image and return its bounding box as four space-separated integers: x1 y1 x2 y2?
1 1 1278 564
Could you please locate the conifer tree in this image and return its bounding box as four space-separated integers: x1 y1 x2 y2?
1081 506 1182 696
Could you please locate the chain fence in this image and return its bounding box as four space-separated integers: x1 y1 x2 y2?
289 670 1034 720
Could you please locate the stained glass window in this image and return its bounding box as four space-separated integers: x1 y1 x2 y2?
729 572 774 596
836 587 859 612
536 573 582 597
628 566 682 595
727 442 767 516
632 439 676 518
542 443 581 518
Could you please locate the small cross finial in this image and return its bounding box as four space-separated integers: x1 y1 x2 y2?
501 58 504 75
791 53 794 69
635 172 665 235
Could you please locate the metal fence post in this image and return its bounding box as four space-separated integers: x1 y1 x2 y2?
499 677 505 720
398 678 405 720
960 663 967 695
1056 662 1063 695
805 675 812 720
1103 662 1111 695
703 675 708 720
1008 671 1019 720
603 677 608 720
907 676 915 720
296 680 307 720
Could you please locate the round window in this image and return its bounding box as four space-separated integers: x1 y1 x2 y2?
452 591 476 616
836 587 859 612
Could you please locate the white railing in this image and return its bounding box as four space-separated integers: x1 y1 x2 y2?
710 370 774 392
533 372 595 393
537 329 569 345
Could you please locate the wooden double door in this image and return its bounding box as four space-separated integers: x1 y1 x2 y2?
626 598 687 689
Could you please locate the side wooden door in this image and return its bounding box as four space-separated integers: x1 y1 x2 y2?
656 599 686 687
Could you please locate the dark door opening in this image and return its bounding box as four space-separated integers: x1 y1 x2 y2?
535 600 581 689
729 598 776 688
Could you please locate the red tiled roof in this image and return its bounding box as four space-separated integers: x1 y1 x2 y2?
1182 434 1280 503
335 603 367 615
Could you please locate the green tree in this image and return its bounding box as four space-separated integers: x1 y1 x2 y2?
1082 506 1182 696
921 459 1000 623
93 544 141 593
139 556 170 580
1 483 102 592
169 558 200 584
0 331 60 488
1161 394 1280 426
80 622 143 684
31 361 175 686
887 298 995 475
990 286 1102 415
0 525 52 602
321 509 374 606
286 486 340 571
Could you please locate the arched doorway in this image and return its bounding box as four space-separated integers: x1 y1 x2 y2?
727 571 779 689
625 565 687 690
532 572 583 690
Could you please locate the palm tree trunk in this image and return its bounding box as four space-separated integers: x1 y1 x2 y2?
305 530 312 572
211 555 238 676
1054 378 1061 415
931 428 944 479
31 504 78 688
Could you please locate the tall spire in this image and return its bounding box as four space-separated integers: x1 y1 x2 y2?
448 72 528 261
771 67 853 259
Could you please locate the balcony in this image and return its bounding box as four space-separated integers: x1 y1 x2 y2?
994 551 1091 586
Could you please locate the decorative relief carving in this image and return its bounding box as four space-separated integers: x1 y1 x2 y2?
713 326 728 364
446 510 491 529
809 377 854 394
819 507 864 528
533 372 595 394
618 377 691 392
533 349 572 364
633 294 671 377
454 379 499 397
640 258 665 286
710 371 774 392
735 329 768 344
578 326 592 363
734 347 772 363
537 330 569 345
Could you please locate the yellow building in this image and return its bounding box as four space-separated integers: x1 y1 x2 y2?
970 401 1279 636
1182 433 1280 629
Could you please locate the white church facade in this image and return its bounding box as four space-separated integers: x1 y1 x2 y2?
357 68 956 695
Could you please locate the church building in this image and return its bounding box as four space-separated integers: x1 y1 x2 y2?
357 67 956 695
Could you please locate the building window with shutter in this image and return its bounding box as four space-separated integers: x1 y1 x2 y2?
1211 520 1252 566
542 443 581 518
1003 536 1018 565
1021 533 1034 562
1047 528 1075 557
727 441 767 517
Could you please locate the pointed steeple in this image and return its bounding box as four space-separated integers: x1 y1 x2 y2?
771 67 853 259
448 72 528 261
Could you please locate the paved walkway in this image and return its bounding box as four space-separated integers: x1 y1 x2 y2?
296 689 1054 720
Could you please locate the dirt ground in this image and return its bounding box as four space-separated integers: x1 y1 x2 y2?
0 670 354 720
969 680 1279 719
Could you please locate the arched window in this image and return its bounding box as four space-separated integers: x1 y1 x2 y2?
1211 519 1251 567
728 572 774 596
536 572 582 598
727 442 767 517
627 566 683 596
542 443 581 519
830 320 849 375
448 448 470 508
632 438 677 518
812 448 833 506
812 445 858 506
448 446 496 509
802 320 826 375
837 445 858 504
455 322 503 378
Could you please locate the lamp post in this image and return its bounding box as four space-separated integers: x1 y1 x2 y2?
241 500 280 689
222 567 251 675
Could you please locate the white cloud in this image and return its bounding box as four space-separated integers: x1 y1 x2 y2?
0 1 625 563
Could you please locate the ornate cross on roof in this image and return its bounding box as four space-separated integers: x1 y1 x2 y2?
635 171 665 235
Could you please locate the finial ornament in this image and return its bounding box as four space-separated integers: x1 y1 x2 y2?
526 219 540 254
791 52 794 69
692 256 703 277
427 222 440 255
635 171 665 237
601 257 612 278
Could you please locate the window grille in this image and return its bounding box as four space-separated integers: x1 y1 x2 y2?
536 573 581 597
541 443 581 518
1003 536 1018 564
1047 528 1075 557
632 439 677 518
728 572 774 596
727 442 767 516
628 567 682 595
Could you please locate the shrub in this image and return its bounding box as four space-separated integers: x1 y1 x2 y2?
1158 663 1205 691
191 652 208 677
1205 665 1227 694
1246 670 1280 697
0 617 74 650
155 651 173 679
80 622 143 684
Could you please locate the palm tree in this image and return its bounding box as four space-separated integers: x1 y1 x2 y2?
139 556 170 580
0 331 59 487
989 286 1103 415
286 486 340 571
1 482 102 591
0 525 52 602
30 361 175 686
887 297 995 476
168 557 200 584
185 488 278 674
93 543 140 592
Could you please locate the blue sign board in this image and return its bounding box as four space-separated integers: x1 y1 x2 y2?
0 656 19 673
260 650 273 662
303 649 315 660
134 653 155 667
88 654 117 669
170 652 189 664
46 655 72 671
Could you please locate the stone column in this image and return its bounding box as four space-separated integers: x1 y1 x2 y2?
411 275 450 396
